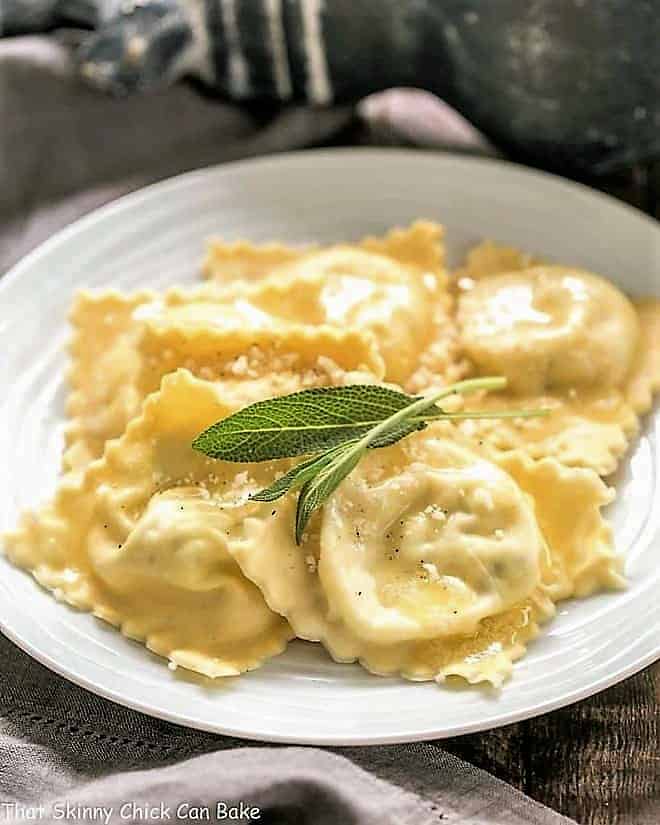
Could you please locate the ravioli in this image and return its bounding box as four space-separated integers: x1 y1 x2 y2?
455 266 652 475
453 389 639 477
65 285 384 470
319 451 543 644
178 254 435 384
492 449 621 598
226 431 618 686
458 267 640 396
203 221 456 387
5 371 293 677
242 259 442 384
137 323 384 409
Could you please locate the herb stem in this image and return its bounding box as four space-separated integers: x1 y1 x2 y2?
343 376 508 464
419 408 551 422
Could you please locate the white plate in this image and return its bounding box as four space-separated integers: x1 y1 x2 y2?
1 149 658 745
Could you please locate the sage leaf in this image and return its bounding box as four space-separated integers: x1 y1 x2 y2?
250 441 358 502
294 443 366 543
192 384 425 462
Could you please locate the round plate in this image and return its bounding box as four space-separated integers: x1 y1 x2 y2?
1 149 658 744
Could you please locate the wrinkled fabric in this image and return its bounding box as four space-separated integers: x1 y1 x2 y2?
0 635 575 825
0 34 575 825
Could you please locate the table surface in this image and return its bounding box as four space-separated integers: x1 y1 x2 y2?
442 160 660 825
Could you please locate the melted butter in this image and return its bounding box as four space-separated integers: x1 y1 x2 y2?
379 569 478 617
319 274 428 383
318 275 416 328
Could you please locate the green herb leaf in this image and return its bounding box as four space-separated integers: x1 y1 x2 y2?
250 441 358 502
295 443 366 543
192 384 426 462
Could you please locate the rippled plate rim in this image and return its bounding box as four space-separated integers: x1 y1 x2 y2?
1 148 658 745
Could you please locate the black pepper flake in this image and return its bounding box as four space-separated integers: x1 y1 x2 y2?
118 544 122 549
271 510 276 516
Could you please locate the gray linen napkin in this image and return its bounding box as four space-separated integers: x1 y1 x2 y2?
0 34 576 825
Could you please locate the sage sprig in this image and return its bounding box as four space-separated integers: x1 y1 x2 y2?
192 376 549 543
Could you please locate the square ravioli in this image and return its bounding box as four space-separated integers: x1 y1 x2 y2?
200 219 458 388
